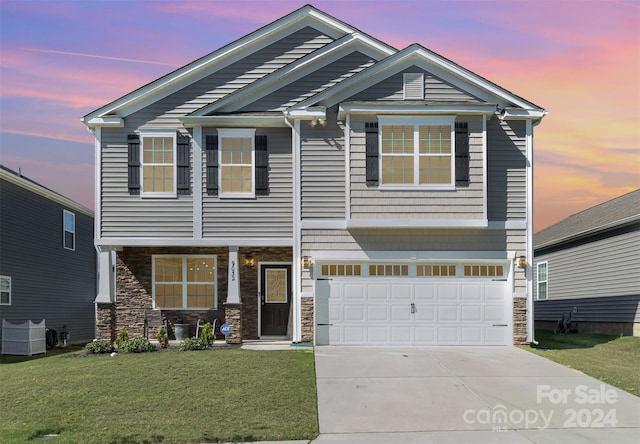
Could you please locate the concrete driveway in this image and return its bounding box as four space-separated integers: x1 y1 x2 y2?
313 346 640 444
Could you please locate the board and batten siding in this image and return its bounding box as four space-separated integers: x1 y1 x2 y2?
534 227 640 301
0 179 96 348
487 118 527 221
240 52 375 112
300 107 346 220
202 127 293 239
348 67 483 102
126 27 334 130
100 127 194 238
348 115 485 220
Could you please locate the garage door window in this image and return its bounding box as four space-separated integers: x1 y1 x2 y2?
369 264 408 276
464 265 504 277
417 264 456 277
321 264 362 277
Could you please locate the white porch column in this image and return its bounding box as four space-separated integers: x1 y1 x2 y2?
227 246 240 303
95 246 114 303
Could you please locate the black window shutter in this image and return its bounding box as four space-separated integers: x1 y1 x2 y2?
455 122 470 187
255 135 268 196
205 135 219 195
365 122 379 186
177 135 191 195
127 134 140 195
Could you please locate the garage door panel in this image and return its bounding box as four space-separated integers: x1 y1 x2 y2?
461 327 483 343
367 326 388 343
485 327 509 344
485 284 506 300
437 285 459 301
414 304 435 321
390 304 411 321
437 326 459 343
343 326 366 344
438 305 459 321
484 305 505 321
461 305 482 322
344 284 365 300
390 326 412 344
367 305 389 321
414 326 435 344
390 284 412 301
366 284 388 301
344 305 366 321
414 284 435 301
461 285 482 301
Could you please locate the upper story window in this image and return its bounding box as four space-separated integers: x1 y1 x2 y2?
63 210 75 250
218 129 255 197
0 276 11 305
536 262 548 300
378 116 455 189
141 131 176 197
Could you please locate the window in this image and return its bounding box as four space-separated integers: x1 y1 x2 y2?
418 265 456 277
321 264 362 277
379 116 455 188
141 132 176 196
369 264 408 276
218 129 255 197
153 255 217 309
537 262 548 300
464 265 504 277
63 210 75 250
0 276 11 305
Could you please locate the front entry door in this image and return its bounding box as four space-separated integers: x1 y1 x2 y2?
260 265 292 336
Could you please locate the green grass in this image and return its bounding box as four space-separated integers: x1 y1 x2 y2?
0 347 319 443
525 330 640 395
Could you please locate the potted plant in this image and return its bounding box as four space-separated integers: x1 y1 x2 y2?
173 317 189 341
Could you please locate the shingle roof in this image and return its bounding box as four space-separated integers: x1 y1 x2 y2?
534 189 640 249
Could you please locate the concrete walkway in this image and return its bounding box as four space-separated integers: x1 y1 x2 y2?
313 346 640 443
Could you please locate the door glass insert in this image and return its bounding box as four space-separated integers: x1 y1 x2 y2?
265 269 287 303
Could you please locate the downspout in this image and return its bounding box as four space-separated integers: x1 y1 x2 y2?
526 119 535 344
283 113 301 343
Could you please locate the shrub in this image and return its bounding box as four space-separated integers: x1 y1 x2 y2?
115 329 129 349
121 337 157 353
179 337 207 351
156 326 168 348
85 340 114 354
201 322 214 346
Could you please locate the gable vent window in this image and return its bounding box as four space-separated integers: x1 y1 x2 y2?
403 73 424 100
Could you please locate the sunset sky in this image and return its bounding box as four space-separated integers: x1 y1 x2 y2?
1 0 638 232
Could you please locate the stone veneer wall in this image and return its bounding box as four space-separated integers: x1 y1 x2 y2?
94 246 293 342
300 297 314 343
513 297 528 344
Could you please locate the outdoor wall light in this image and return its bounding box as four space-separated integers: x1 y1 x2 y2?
244 254 255 269
301 256 311 269
517 256 527 268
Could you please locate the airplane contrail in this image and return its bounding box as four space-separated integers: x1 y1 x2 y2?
23 48 177 66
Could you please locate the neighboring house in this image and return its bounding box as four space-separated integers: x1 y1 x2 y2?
534 190 640 336
0 165 96 351
82 5 546 346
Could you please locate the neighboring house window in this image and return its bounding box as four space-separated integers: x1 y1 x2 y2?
0 276 10 305
218 129 256 197
141 131 177 197
378 116 455 189
63 210 75 250
153 255 217 309
537 262 548 300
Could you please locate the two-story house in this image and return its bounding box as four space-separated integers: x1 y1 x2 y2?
83 5 545 346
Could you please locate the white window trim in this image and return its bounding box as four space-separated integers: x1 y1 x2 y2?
139 129 177 198
152 255 218 310
0 275 11 305
63 209 75 251
378 116 456 190
536 261 548 300
218 128 256 199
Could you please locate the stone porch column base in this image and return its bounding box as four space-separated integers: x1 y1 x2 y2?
224 303 243 344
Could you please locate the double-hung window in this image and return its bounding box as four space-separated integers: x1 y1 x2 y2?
153 255 217 309
218 129 255 197
537 262 548 300
141 131 176 197
63 210 75 250
379 116 455 189
0 276 11 305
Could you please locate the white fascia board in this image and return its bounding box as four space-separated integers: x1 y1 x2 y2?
347 219 488 229
293 44 545 115
500 108 548 120
180 116 289 128
84 116 124 128
338 103 497 119
95 238 294 247
195 34 394 116
286 107 327 120
82 7 354 124
310 250 515 261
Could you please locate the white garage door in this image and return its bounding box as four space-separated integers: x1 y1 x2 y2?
315 279 511 346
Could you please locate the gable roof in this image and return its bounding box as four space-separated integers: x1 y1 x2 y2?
82 4 395 127
535 189 640 250
0 165 93 217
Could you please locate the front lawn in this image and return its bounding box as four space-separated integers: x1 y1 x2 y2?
0 347 319 443
525 331 640 395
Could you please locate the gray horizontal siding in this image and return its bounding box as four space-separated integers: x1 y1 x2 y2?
534 229 640 300
0 179 96 348
241 52 375 112
202 128 293 238
348 115 485 220
487 118 527 221
127 27 334 129
300 107 345 219
349 67 482 102
535 295 640 322
100 127 194 238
